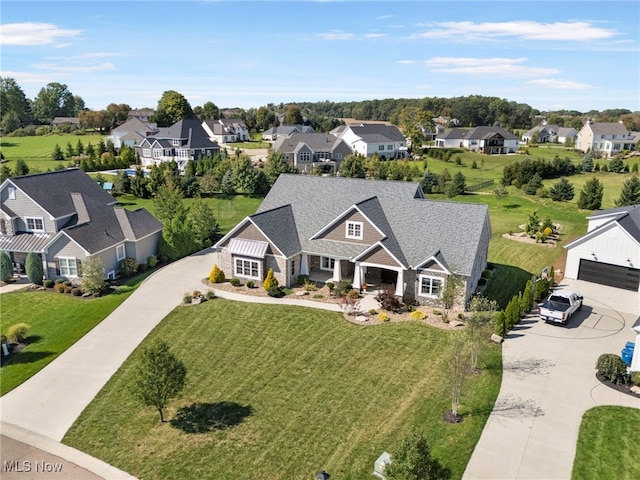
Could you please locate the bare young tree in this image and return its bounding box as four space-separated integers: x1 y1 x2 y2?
448 333 470 420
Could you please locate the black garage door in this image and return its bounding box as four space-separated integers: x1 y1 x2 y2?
578 258 640 291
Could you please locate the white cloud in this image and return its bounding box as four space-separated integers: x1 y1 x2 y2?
364 33 387 39
0 22 82 46
396 60 416 65
525 78 596 90
316 30 354 41
415 21 618 42
33 62 116 74
424 57 559 77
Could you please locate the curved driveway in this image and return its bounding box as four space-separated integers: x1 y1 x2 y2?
463 278 640 479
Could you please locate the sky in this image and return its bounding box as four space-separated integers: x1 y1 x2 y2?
1 0 639 114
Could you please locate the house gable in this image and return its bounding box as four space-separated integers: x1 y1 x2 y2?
217 219 281 256
353 242 405 268
311 206 385 245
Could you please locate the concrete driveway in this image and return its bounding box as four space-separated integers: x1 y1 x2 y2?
463 279 640 479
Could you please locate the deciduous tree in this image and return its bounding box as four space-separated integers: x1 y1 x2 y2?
385 429 450 480
339 154 366 178
153 90 194 127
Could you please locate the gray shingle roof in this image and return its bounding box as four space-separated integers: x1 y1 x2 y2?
272 133 343 153
465 126 518 140
345 123 406 143
253 175 489 276
250 204 301 257
587 122 630 136
436 128 468 140
155 118 219 149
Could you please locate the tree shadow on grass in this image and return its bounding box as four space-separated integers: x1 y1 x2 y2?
170 401 253 434
1 350 54 367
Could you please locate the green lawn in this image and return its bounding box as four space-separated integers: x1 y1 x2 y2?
0 133 107 167
0 276 146 395
113 193 263 234
64 299 502 480
572 406 640 480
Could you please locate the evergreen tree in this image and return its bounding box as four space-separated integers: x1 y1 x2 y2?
523 173 543 195
446 171 466 197
221 169 235 197
608 157 625 173
548 177 575 201
13 158 29 176
581 152 594 172
0 251 12 282
113 169 131 195
420 170 438 194
615 175 640 207
577 177 603 210
52 144 64 161
339 154 366 178
25 252 43 285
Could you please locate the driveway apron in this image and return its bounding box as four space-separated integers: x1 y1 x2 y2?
463 280 640 479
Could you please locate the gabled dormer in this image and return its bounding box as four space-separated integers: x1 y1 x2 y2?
310 199 386 245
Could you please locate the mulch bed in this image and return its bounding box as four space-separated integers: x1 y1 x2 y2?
595 372 640 398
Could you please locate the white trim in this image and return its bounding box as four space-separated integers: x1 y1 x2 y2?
352 241 406 268
107 270 116 280
116 244 126 261
214 217 285 257
58 256 79 277
25 216 45 233
310 204 386 240
565 221 640 250
234 256 261 279
320 256 335 271
346 221 363 240
414 253 451 274
418 274 443 298
7 185 16 200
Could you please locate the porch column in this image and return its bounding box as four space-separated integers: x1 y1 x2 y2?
41 252 49 280
300 253 309 275
395 269 404 296
332 259 342 282
352 262 361 289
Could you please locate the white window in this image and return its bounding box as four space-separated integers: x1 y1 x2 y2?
320 256 335 271
172 139 180 146
152 149 162 158
345 221 363 240
59 257 78 277
116 244 126 261
299 152 310 162
419 275 443 297
177 149 190 158
143 148 151 157
387 144 393 150
25 217 44 232
378 145 385 151
7 186 16 200
234 257 260 279
334 153 342 160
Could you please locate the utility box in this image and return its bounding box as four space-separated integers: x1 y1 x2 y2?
373 451 391 479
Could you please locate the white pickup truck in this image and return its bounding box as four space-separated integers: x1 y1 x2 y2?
538 290 583 325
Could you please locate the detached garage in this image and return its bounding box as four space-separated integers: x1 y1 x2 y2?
564 205 640 293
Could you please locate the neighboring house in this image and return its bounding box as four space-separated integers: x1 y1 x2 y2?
110 117 158 149
202 118 250 144
214 175 491 307
564 204 640 292
522 125 577 145
135 118 220 172
434 128 469 148
262 124 315 141
575 121 638 157
433 116 459 127
0 169 163 281
462 126 519 154
271 133 352 173
52 117 79 128
330 123 408 159
128 109 155 122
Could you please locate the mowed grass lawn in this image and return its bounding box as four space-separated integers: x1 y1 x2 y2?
64 299 502 480
0 133 107 164
0 279 143 395
572 406 640 480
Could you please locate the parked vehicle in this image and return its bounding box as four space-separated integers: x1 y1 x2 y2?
539 290 583 325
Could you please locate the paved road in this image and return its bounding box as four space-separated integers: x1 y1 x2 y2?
463 279 640 479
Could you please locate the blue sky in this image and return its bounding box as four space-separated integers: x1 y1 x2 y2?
1 1 639 113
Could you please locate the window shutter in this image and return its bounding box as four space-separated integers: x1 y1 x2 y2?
76 259 82 276
55 258 60 276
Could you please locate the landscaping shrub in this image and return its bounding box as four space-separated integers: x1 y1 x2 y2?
375 288 402 312
71 287 82 296
246 280 255 289
378 313 390 322
313 294 324 299
205 290 216 300
533 278 550 302
296 275 309 287
208 264 225 283
230 278 241 287
267 285 284 298
631 372 640 387
325 281 334 293
183 294 192 304
368 308 377 315
54 278 64 284
494 311 506 337
63 280 72 287
138 263 148 272
334 280 352 297
410 310 427 321
146 255 158 268
262 268 278 291
43 279 54 288
596 353 629 385
7 323 30 343
54 283 66 293
118 257 138 278
303 279 318 291
0 251 12 282
25 252 44 285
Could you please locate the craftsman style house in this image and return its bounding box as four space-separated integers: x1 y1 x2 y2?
0 169 163 281
435 125 519 154
272 133 352 173
135 118 220 172
202 118 250 144
214 175 491 307
522 125 577 145
262 124 315 141
110 117 158 149
330 123 408 159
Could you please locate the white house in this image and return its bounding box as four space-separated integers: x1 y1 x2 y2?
330 123 408 159
564 205 640 292
575 121 638 157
